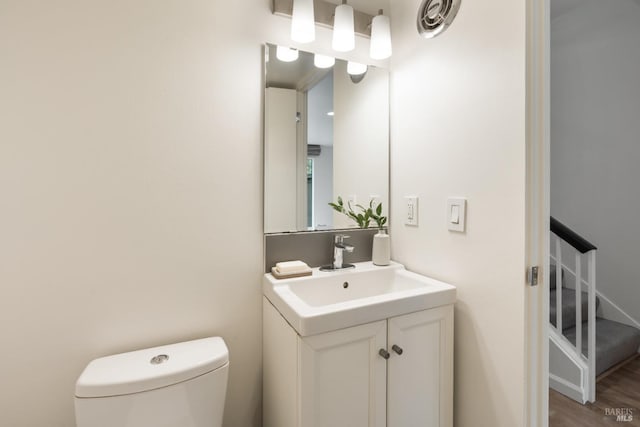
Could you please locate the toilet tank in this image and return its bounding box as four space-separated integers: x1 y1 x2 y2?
75 337 229 427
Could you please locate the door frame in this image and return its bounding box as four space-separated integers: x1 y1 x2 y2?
525 0 550 425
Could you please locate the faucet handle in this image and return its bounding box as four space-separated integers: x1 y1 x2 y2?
334 234 350 244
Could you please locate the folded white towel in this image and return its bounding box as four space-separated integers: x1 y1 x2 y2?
275 260 311 275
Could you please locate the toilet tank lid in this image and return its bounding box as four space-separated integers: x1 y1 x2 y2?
75 337 228 398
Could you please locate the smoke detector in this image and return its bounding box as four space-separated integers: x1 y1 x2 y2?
417 0 462 39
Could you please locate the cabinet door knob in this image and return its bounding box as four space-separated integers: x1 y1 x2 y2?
392 345 404 355
378 348 390 360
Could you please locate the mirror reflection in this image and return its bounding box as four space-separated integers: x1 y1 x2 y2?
264 43 389 233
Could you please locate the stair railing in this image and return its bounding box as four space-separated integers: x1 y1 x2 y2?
550 216 597 402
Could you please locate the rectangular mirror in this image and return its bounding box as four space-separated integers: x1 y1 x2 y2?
264 43 389 233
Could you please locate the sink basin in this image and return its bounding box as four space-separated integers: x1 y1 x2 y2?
263 261 456 336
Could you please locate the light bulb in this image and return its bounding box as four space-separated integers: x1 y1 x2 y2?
347 61 367 75
332 2 355 52
276 46 299 62
370 10 392 60
291 0 315 43
314 54 335 69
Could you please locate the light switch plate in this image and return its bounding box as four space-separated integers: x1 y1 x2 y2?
405 196 418 226
447 197 466 232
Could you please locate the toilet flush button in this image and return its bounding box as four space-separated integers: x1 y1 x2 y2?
150 354 169 365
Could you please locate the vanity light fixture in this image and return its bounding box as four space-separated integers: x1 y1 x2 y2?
314 53 335 69
332 0 355 52
291 0 315 43
370 9 392 60
276 45 299 62
327 111 335 116
273 1 393 60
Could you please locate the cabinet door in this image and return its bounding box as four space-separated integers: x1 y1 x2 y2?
387 306 454 427
299 320 387 427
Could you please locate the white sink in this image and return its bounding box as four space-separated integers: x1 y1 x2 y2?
263 261 456 336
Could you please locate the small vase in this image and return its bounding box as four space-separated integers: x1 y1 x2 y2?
372 229 390 266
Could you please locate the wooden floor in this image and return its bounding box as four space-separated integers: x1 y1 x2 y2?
549 357 640 426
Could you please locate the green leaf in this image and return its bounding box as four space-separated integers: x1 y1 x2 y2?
328 202 345 214
330 195 382 228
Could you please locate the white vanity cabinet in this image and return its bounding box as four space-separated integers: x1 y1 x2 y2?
299 318 388 427
263 297 454 427
387 307 454 426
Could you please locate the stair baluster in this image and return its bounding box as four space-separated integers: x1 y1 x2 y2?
555 237 562 333
575 253 582 360
587 249 596 402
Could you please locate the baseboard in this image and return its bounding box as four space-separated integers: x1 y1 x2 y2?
549 374 586 404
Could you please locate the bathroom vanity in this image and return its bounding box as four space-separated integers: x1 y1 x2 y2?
262 44 453 426
262 262 455 427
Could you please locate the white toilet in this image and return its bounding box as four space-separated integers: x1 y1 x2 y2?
75 337 229 427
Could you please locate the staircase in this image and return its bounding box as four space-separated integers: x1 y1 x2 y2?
549 217 640 403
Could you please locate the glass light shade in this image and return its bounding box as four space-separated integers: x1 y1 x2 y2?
332 3 355 52
347 61 367 75
370 13 392 60
314 54 335 69
291 0 315 43
276 46 299 62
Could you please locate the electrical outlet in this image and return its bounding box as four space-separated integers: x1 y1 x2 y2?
405 196 418 226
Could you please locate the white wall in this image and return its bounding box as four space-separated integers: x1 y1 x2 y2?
0 1 266 425
551 0 640 321
389 1 528 426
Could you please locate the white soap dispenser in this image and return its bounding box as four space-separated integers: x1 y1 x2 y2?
372 229 390 266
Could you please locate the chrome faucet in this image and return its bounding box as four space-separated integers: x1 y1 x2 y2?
330 234 355 270
319 234 356 271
